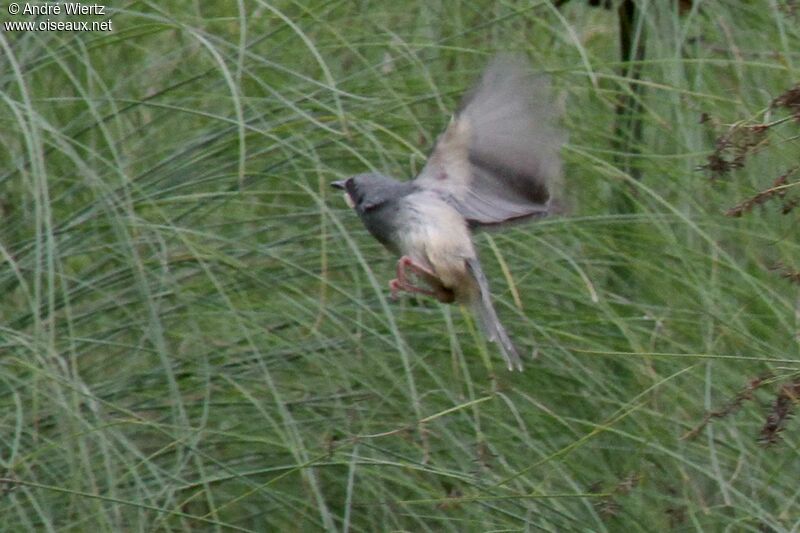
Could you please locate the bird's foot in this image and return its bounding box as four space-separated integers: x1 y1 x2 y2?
396 255 439 300
389 278 437 300
391 256 454 303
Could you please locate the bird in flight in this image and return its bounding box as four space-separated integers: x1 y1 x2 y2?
333 54 564 371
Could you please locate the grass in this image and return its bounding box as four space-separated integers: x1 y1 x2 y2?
1 0 799 531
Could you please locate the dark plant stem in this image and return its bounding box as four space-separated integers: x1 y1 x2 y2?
609 0 647 290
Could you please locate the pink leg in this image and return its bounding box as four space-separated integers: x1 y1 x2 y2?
397 256 438 282
389 256 455 303
389 278 437 300
390 257 437 299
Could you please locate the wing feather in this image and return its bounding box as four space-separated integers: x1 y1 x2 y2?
415 54 564 227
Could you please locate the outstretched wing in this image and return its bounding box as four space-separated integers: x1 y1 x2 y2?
414 54 564 228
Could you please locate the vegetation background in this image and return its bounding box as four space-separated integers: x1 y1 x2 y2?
1 0 799 530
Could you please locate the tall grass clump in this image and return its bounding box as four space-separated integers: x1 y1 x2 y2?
0 1 798 531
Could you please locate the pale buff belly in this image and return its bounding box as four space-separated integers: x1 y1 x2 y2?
395 194 476 293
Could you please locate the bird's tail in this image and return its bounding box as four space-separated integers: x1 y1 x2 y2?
465 258 523 371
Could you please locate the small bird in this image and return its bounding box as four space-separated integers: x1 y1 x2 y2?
332 54 564 371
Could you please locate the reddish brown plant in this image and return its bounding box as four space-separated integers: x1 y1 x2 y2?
724 167 799 217
702 122 770 180
682 373 772 440
772 83 800 121
770 262 800 285
759 379 800 445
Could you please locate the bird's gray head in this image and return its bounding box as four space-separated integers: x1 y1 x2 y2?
331 173 411 214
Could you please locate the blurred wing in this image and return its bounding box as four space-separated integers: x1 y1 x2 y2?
415 54 564 227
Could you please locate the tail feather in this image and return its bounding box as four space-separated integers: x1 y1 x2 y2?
465 258 523 371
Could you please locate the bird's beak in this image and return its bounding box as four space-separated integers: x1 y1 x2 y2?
330 180 346 190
